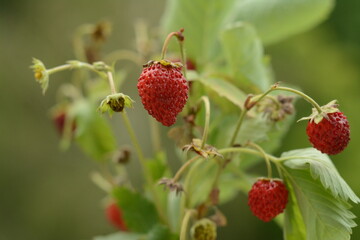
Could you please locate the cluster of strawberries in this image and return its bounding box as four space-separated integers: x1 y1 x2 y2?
52 55 350 227
136 58 350 223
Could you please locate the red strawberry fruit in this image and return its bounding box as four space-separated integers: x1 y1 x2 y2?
137 60 189 126
306 111 350 155
248 179 288 222
106 202 127 231
53 111 76 136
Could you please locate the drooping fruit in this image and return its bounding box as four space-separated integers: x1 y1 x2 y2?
105 202 127 231
248 179 288 222
306 111 350 155
137 60 189 126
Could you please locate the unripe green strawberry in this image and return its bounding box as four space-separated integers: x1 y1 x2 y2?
137 60 189 126
105 202 127 231
248 179 288 222
191 218 217 240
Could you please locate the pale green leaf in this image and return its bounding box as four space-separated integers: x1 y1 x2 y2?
282 168 357 240
221 22 272 91
281 148 360 203
71 100 117 161
283 176 306 240
195 77 247 110
280 148 359 240
229 0 335 45
161 0 238 66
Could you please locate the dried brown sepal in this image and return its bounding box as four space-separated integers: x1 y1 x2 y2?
158 178 184 195
182 139 223 159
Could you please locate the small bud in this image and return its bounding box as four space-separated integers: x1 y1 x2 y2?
191 218 217 240
30 58 49 94
113 147 131 164
98 93 134 116
92 21 112 42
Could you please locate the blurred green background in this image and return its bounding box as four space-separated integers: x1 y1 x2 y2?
0 0 359 239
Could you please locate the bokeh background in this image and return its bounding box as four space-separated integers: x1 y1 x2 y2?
0 0 359 239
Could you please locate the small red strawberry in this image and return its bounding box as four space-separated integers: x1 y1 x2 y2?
105 202 127 231
306 111 350 155
137 60 189 126
53 111 76 136
248 179 288 222
299 100 350 155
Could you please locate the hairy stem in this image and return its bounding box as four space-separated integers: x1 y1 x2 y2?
173 156 200 182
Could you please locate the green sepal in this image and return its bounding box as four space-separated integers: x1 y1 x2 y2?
98 93 134 116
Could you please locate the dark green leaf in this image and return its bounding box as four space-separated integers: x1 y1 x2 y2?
112 187 160 233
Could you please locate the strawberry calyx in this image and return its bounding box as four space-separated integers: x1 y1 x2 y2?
298 100 340 124
142 59 183 69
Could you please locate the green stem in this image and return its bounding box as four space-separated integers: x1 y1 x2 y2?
160 29 185 60
103 49 143 65
149 117 162 153
180 209 196 240
247 142 272 178
229 109 247 147
173 156 200 182
198 96 210 149
47 64 72 75
272 86 322 113
219 147 278 162
106 71 117 94
120 112 167 223
73 24 94 61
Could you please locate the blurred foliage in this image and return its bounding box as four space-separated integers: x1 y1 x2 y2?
0 0 360 240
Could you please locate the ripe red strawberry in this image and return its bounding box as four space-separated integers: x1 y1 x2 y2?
106 202 127 231
248 179 288 222
137 60 189 126
306 111 350 155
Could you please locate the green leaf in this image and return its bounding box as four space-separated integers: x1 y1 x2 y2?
195 77 247 110
146 152 170 182
147 224 175 240
93 232 144 240
161 0 238 66
221 22 272 92
71 100 117 161
280 148 359 240
112 187 160 233
281 148 360 203
283 176 306 240
229 0 335 45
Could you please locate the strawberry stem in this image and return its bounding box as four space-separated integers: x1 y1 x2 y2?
248 142 272 178
197 96 211 149
172 156 201 182
272 86 322 114
180 209 196 240
160 28 185 60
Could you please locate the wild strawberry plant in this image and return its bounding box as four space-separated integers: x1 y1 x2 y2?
31 0 358 239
